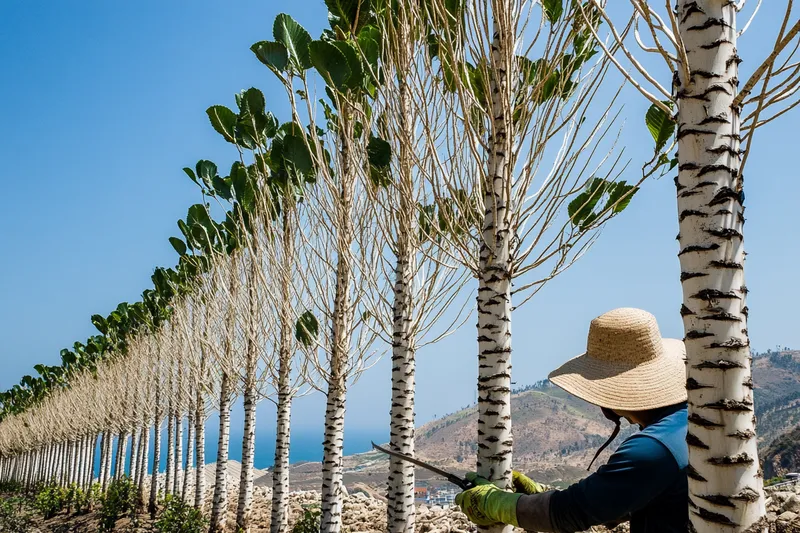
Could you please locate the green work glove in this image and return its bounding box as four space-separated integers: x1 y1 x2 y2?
454 473 522 527
512 470 546 495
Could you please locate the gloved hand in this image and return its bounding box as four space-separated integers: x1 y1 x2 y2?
454 473 522 527
512 470 546 495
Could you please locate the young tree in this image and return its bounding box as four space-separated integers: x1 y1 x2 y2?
413 3 636 531
578 1 800 529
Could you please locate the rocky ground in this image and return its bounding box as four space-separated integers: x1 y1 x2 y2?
14 479 800 532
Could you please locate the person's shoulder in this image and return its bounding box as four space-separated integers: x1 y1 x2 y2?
635 405 689 468
616 432 675 465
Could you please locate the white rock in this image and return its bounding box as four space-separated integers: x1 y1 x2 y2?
778 511 797 523
783 494 800 514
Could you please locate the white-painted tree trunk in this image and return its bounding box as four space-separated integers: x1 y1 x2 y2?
387 31 418 530
149 402 164 516
165 400 174 497
210 372 232 533
270 205 296 533
320 127 356 533
237 257 260 533
115 431 127 480
675 2 766 531
174 413 183 495
194 388 206 510
475 3 515 533
130 428 140 483
137 426 150 505
183 412 194 502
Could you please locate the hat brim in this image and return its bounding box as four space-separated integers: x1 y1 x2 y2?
548 338 687 411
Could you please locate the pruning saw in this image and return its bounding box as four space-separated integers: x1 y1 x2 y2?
371 441 475 490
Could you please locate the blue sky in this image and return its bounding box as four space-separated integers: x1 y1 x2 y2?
1 1 798 464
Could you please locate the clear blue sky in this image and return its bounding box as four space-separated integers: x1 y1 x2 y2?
1 1 797 461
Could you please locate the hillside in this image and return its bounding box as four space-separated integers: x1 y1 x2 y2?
267 349 800 491
411 349 800 485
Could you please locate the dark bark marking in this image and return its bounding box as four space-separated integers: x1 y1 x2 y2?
701 399 753 412
707 453 754 466
686 378 712 390
690 288 739 301
686 432 710 449
689 413 723 428
693 507 737 526
694 359 744 370
688 465 707 482
679 244 720 256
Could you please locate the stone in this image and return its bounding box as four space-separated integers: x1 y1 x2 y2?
778 511 798 523
784 494 800 514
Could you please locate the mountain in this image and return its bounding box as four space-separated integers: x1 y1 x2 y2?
269 348 800 491
411 349 800 486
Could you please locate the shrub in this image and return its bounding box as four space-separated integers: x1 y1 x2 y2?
99 477 137 532
0 496 33 532
154 495 207 533
292 504 321 533
0 480 24 494
34 484 67 519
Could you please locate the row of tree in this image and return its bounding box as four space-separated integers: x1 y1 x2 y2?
2 1 799 533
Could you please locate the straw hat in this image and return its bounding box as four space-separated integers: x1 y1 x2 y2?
548 308 687 411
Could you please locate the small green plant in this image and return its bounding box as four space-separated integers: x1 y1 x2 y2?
292 504 321 533
154 494 207 533
0 479 24 493
34 483 67 519
0 495 33 532
99 476 137 532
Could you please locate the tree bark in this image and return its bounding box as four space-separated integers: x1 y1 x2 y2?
475 3 515 533
387 21 418 530
165 399 174 497
209 372 232 533
195 388 206 510
183 411 195 502
149 399 163 517
675 1 766 531
320 125 356 533
174 413 184 495
270 205 297 533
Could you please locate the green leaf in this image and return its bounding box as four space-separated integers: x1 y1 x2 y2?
212 176 233 201
568 177 606 227
273 13 313 71
295 310 319 347
251 40 289 72
182 167 199 186
645 102 675 153
368 135 392 188
207 105 238 144
367 135 391 169
310 40 351 90
604 181 638 214
169 237 187 256
332 40 363 90
543 0 564 23
282 132 315 176
196 160 218 190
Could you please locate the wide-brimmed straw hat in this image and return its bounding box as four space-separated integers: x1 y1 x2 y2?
548 308 687 411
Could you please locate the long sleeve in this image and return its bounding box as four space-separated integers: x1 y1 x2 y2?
547 435 679 533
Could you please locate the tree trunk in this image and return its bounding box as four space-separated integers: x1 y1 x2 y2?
236 379 257 532
130 429 140 483
270 202 297 533
237 254 260 533
149 404 164 517
137 426 150 506
320 125 356 533
115 431 127 480
387 14 418 532
195 388 206 510
675 1 765 531
210 372 232 533
475 3 515 533
183 411 195 502
174 413 183 496
165 401 174 497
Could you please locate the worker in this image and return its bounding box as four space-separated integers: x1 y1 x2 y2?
455 308 688 532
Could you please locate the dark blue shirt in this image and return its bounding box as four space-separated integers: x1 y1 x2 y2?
549 404 688 533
